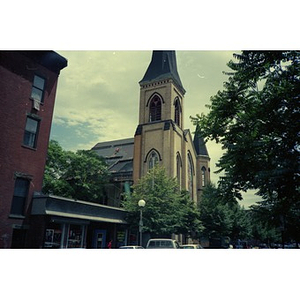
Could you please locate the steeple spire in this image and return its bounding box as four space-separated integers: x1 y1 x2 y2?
193 125 209 156
140 51 185 95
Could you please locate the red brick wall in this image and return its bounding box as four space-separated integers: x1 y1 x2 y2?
0 52 63 248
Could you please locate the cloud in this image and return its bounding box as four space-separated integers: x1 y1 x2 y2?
53 51 147 140
52 50 261 206
53 50 232 173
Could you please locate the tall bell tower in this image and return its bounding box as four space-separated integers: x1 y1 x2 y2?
133 51 202 202
136 51 186 127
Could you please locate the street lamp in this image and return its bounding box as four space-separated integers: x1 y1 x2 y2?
138 199 146 247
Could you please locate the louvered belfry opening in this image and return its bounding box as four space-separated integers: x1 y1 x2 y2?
149 95 162 122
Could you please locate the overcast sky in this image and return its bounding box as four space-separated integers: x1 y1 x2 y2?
3 0 298 290
7 1 293 210
50 50 260 207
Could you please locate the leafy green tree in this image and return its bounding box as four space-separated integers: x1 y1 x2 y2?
285 202 300 246
192 51 300 242
43 140 109 202
250 199 300 247
199 183 252 245
42 140 74 197
199 183 234 239
230 205 252 242
249 203 282 246
122 165 203 238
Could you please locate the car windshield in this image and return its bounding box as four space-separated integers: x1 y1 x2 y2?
148 240 173 248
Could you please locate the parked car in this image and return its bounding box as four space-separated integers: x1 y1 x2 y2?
180 244 203 249
119 245 144 249
146 238 180 249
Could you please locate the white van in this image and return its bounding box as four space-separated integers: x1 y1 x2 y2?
146 238 180 249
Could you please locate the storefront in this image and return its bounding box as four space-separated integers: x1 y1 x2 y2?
30 194 128 248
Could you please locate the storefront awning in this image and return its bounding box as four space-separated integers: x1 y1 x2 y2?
31 194 128 224
45 210 126 224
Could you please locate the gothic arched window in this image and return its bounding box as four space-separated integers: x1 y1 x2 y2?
187 152 194 200
149 95 162 122
148 150 159 170
201 166 206 187
174 98 181 126
176 153 182 188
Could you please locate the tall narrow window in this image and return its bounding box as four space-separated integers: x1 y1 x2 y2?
23 116 39 148
10 178 30 215
149 95 162 122
201 166 206 187
148 151 159 170
187 153 194 200
176 153 182 188
174 98 180 126
31 75 45 103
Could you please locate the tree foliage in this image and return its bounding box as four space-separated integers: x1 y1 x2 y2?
122 165 203 238
192 51 300 211
199 183 251 242
42 140 109 202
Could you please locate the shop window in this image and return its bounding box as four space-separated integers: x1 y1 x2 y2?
67 224 84 248
23 116 40 148
44 224 63 248
10 177 29 216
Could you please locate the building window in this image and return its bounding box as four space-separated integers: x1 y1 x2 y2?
10 178 30 216
23 116 39 148
44 225 63 249
187 153 194 200
31 75 45 103
149 95 162 122
67 224 85 248
174 98 181 126
201 166 206 187
176 153 182 188
148 150 159 170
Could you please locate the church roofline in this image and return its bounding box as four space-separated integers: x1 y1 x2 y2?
193 130 210 157
92 137 134 150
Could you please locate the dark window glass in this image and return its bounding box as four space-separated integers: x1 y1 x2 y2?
188 153 194 199
10 178 29 215
149 96 162 122
201 166 206 187
149 151 159 169
23 117 39 148
174 99 180 126
30 75 45 103
176 154 181 187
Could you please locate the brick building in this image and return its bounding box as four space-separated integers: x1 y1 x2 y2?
0 51 67 248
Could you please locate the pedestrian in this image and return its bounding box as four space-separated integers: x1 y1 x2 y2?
107 240 112 249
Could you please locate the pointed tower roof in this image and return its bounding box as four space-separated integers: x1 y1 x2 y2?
140 50 186 95
193 126 209 157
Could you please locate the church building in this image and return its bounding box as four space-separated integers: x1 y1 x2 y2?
92 51 210 205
